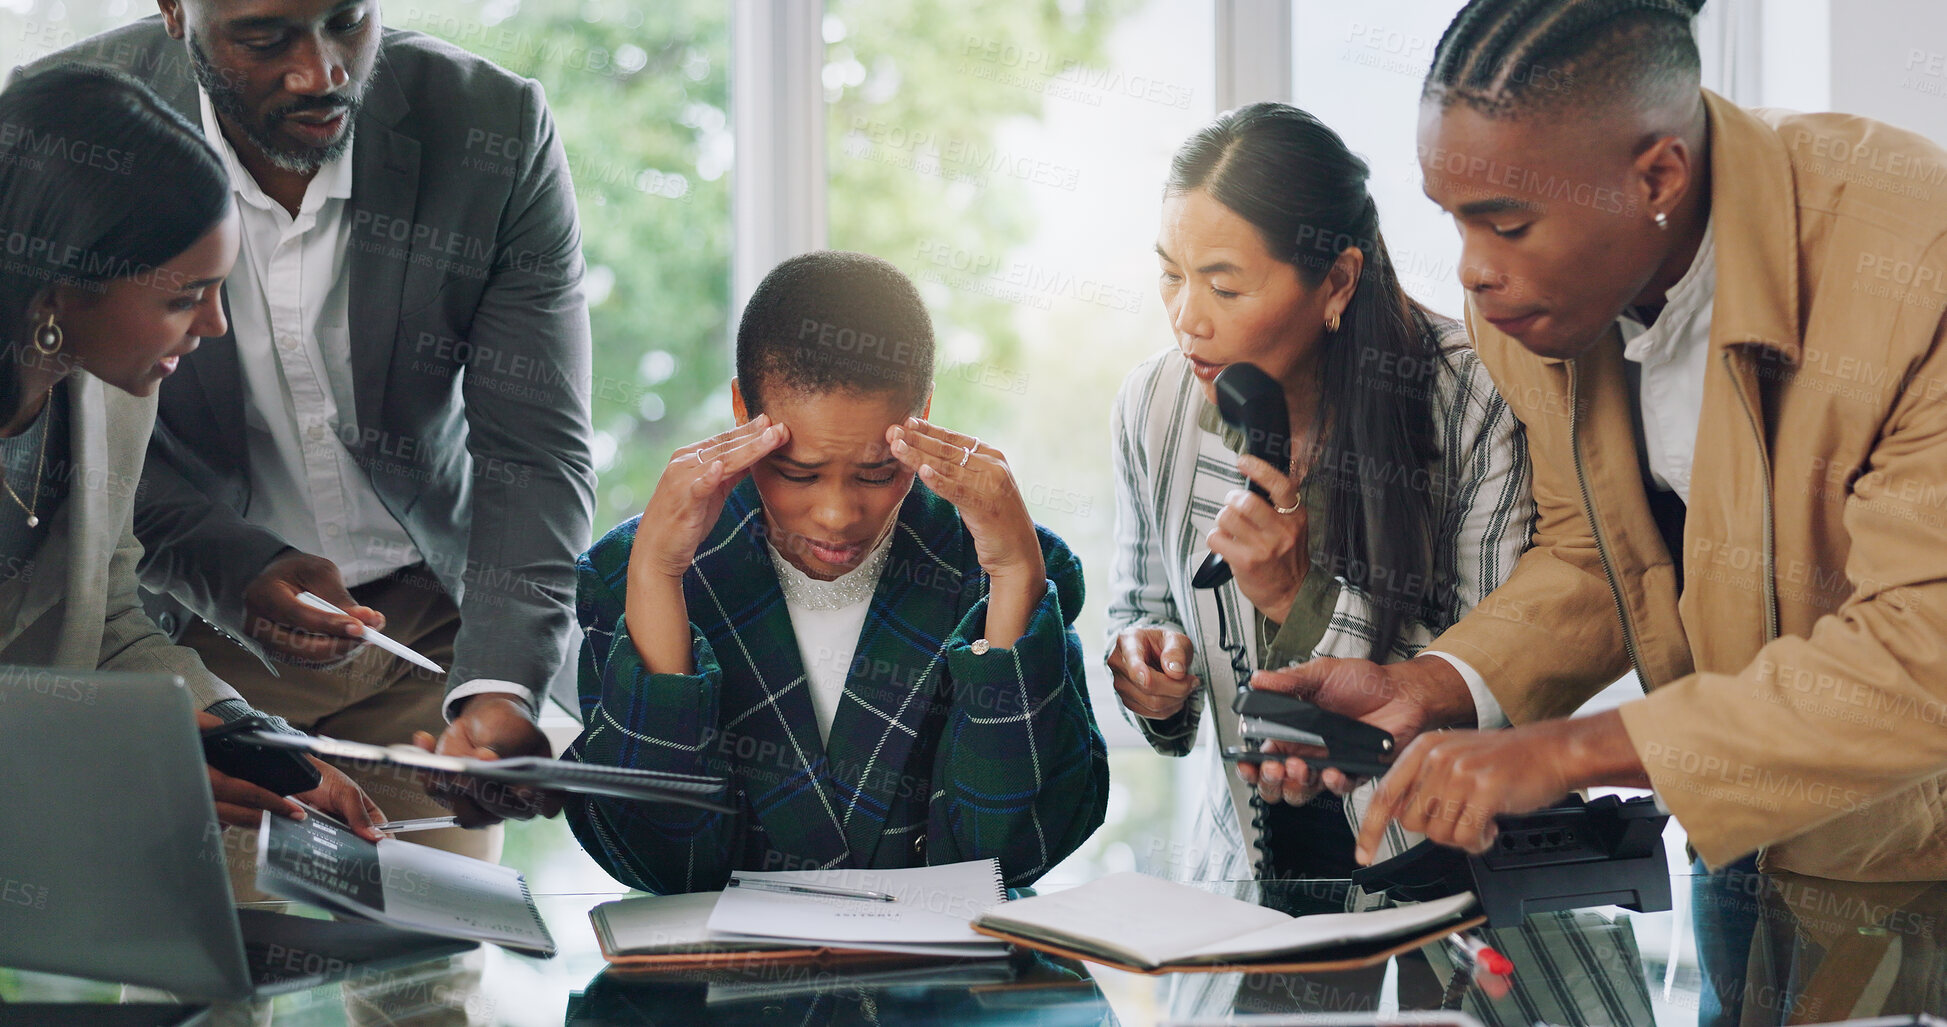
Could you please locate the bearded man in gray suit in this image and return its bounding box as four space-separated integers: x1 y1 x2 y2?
28 0 596 857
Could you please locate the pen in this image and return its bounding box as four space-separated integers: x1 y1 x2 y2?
1444 931 1513 976
376 816 460 833
295 592 445 675
727 878 899 903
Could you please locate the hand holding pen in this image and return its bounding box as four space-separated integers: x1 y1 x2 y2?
241 551 387 666
294 591 444 674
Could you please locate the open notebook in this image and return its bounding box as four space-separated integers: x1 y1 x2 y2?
592 858 1012 966
972 872 1478 973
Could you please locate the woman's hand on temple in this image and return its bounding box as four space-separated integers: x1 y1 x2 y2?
626 415 789 675
889 417 1045 646
634 415 790 580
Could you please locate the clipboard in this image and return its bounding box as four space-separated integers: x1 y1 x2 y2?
237 731 736 812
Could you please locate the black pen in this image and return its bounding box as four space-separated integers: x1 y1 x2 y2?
727 877 899 903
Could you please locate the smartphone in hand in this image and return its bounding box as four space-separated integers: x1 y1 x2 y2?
201 716 323 796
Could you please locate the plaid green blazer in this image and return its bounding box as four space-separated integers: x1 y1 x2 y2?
564 478 1108 894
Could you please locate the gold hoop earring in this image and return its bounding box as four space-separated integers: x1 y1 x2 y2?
1325 313 1341 334
32 313 62 356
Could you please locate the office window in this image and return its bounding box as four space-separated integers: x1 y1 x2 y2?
1292 0 1468 320
825 0 1212 718
824 0 1217 882
397 0 734 532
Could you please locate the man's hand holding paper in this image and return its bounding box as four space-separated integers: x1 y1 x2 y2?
413 696 565 827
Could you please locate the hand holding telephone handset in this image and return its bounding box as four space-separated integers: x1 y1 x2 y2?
1191 363 1291 590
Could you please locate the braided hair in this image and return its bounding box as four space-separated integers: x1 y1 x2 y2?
1424 0 1707 120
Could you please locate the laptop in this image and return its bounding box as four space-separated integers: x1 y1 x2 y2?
0 667 473 1001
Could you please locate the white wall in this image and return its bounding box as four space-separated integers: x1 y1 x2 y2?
1828 0 1947 145
1750 0 1947 146
1756 0 1831 112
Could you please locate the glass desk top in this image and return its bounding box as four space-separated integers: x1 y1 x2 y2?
5 870 1946 1026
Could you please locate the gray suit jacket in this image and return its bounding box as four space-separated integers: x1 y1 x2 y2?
0 375 240 711
25 19 597 706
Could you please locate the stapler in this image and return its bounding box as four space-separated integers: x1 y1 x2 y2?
1226 688 1396 778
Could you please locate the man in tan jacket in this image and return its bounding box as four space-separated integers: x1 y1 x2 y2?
1248 0 1947 884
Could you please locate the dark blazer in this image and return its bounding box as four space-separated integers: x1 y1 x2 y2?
564 480 1110 894
23 18 597 700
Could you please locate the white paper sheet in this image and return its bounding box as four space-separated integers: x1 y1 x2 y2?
378 839 554 953
705 859 1010 957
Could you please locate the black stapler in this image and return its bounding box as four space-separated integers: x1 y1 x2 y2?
1225 688 1396 778
1351 793 1673 927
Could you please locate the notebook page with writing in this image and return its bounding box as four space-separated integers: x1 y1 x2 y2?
705 859 1009 955
971 872 1291 969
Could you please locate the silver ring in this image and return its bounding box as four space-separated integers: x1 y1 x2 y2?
959 445 973 468
694 450 706 465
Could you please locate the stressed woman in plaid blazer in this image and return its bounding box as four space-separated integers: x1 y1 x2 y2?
565 252 1109 894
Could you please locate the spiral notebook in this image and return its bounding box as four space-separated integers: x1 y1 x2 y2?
703 858 1011 959
255 807 555 958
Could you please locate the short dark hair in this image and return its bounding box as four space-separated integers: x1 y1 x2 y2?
1424 0 1706 121
0 64 229 416
735 251 934 415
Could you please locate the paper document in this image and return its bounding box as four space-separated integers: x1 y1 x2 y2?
240 731 736 811
705 859 1011 958
256 808 555 957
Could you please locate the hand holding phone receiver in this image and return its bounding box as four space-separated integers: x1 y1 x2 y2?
1192 363 1292 590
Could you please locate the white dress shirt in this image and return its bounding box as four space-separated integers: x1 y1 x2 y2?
768 528 897 744
1618 216 1717 504
198 90 421 587
1429 216 1717 721
201 92 531 714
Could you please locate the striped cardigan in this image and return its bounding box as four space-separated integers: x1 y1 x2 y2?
565 478 1109 894
1108 323 1534 880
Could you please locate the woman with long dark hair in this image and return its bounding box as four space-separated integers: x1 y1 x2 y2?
0 65 382 837
1107 102 1534 878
